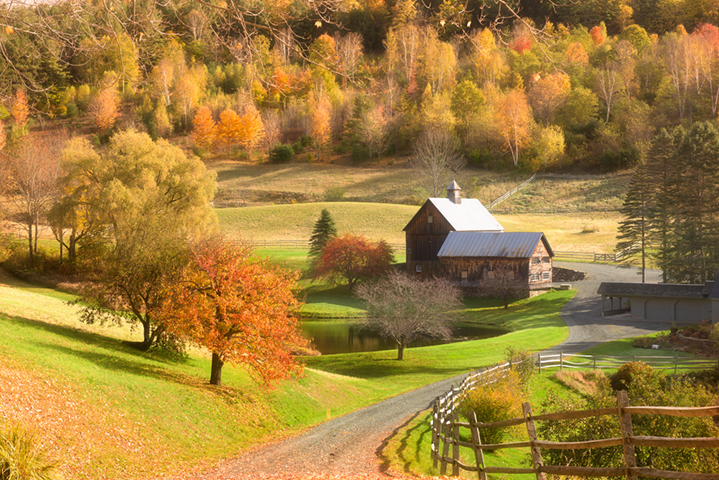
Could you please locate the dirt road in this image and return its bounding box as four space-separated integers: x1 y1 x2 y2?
195 262 666 479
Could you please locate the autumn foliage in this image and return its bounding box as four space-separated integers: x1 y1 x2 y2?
11 89 29 128
590 26 605 45
313 234 394 291
89 88 119 133
157 237 307 386
191 106 216 151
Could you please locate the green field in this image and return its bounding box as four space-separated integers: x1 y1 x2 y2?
0 265 573 479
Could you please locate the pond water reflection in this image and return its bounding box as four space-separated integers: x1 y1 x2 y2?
300 321 507 355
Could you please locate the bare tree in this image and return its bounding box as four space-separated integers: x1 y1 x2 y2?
356 271 462 360
262 109 282 155
334 32 363 85
357 104 391 162
482 265 520 309
411 129 466 197
6 133 65 262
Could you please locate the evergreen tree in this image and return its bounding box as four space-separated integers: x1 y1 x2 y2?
667 122 719 283
308 209 338 259
617 163 653 282
645 127 682 283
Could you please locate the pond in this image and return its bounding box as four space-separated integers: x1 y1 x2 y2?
300 321 508 355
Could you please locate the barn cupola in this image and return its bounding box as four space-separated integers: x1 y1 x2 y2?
446 180 462 204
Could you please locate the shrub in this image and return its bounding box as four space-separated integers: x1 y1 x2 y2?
323 186 345 202
458 369 525 444
504 347 535 393
609 361 660 391
0 423 56 480
540 363 719 475
269 144 294 164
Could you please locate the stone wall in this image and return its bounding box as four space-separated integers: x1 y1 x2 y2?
553 266 587 282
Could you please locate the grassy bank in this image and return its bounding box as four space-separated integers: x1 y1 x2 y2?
0 266 573 479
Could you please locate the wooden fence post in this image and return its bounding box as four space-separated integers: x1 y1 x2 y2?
523 402 547 480
617 390 638 480
452 409 460 476
593 354 597 370
432 403 440 468
560 351 563 371
440 408 452 476
537 352 542 373
469 411 487 480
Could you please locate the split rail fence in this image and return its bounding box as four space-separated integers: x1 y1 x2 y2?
431 355 719 479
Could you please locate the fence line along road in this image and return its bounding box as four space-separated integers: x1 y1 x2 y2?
537 352 719 374
431 354 719 479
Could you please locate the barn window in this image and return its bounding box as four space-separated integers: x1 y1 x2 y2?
543 257 550 263
461 270 468 279
427 215 433 224
416 264 423 273
542 271 550 280
532 257 540 264
531 273 539 282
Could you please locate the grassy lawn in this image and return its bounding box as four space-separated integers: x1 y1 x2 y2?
0 265 574 479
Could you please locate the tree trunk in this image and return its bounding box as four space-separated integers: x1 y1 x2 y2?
397 343 405 360
210 353 224 385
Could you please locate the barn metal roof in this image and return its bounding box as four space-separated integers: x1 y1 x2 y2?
598 281 715 299
426 198 504 232
437 232 552 258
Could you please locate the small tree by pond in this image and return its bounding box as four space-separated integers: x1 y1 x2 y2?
313 233 393 291
355 271 462 360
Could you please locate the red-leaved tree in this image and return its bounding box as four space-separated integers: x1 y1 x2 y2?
313 233 394 291
157 238 307 386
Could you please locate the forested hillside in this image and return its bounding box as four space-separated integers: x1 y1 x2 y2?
1 0 719 171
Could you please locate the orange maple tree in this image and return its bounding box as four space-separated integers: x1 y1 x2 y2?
11 89 29 129
216 108 241 153
590 26 605 46
312 233 394 291
157 237 307 386
311 97 332 161
191 106 216 151
89 89 119 133
239 104 265 157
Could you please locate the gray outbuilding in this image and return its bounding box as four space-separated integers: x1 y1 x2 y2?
597 280 719 323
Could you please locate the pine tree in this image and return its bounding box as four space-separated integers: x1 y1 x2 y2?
617 163 653 282
667 122 719 283
645 127 682 283
308 209 338 259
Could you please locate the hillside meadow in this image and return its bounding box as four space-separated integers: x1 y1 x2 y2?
218 203 622 254
0 263 573 479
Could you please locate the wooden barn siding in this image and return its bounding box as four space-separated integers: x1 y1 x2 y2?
440 257 528 286
405 202 453 262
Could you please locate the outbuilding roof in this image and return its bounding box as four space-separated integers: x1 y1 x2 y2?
403 198 504 232
437 232 553 258
597 282 716 299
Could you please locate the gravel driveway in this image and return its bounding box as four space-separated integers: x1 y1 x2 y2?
195 263 667 479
